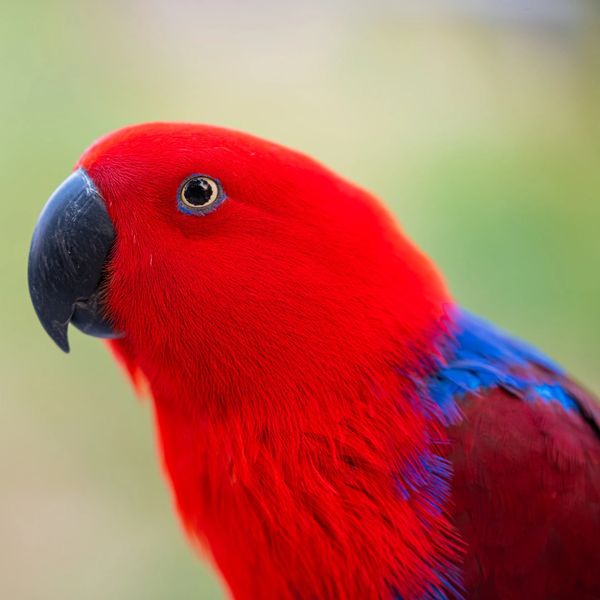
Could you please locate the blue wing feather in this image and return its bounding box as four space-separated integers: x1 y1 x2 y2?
430 309 580 415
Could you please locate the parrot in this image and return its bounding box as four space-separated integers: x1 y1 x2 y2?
27 123 600 600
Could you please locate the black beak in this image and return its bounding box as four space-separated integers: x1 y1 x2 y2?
28 168 121 352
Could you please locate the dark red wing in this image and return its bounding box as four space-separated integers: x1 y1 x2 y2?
448 381 600 599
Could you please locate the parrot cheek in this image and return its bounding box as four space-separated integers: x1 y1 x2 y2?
28 168 123 352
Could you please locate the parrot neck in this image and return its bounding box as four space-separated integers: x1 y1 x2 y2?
109 226 460 599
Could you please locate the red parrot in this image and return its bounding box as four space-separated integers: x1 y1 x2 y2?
28 123 600 599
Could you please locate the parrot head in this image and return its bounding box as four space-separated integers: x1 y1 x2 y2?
28 123 448 392
27 123 457 599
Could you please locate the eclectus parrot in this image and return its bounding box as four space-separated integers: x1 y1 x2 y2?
28 123 600 600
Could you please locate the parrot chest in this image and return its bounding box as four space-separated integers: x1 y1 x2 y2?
152 395 461 600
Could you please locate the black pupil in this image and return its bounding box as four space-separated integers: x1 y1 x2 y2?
184 178 215 206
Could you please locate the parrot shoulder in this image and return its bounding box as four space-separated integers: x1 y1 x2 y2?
434 310 600 598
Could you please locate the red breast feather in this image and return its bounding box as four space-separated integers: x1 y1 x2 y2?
79 123 462 599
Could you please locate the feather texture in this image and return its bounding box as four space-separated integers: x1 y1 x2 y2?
434 311 600 599
63 122 600 599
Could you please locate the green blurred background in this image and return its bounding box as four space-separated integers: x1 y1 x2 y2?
2 1 599 598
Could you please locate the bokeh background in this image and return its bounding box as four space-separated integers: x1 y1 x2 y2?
2 0 599 598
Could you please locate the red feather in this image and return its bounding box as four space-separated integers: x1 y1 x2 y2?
69 123 600 599
450 382 600 599
79 123 460 598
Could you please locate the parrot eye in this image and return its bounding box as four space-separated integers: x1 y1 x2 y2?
178 175 225 214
